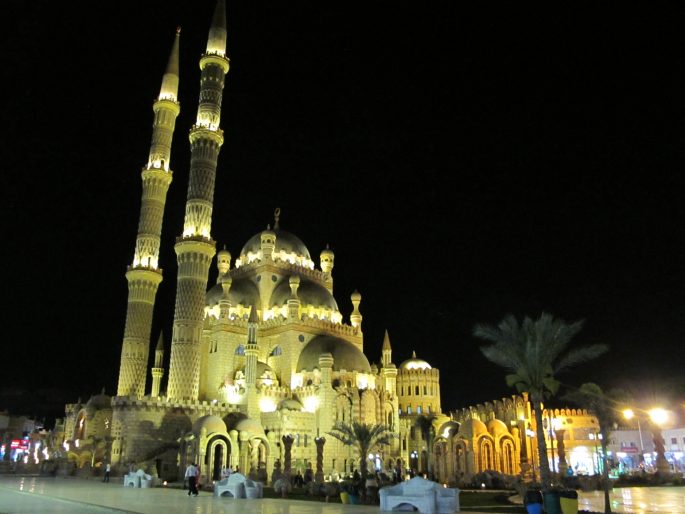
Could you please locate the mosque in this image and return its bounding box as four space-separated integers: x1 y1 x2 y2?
60 0 599 486
61 0 448 484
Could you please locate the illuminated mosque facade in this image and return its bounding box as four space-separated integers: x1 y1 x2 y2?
61 0 600 486
61 0 448 483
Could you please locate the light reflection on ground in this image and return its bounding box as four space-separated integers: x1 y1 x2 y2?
579 486 685 513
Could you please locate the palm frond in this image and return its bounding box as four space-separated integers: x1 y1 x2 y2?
555 343 608 373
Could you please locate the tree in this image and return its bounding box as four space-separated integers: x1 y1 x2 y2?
473 312 608 491
564 383 624 514
328 421 396 486
414 414 437 474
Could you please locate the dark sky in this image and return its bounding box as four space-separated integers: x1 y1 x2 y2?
2 1 684 423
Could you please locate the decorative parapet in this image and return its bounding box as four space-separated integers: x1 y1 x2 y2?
230 260 330 286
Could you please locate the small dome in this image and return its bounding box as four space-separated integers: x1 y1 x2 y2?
437 421 460 439
487 418 509 437
193 415 227 435
206 276 260 307
240 229 311 261
235 418 266 437
270 277 339 311
400 351 432 370
458 418 488 438
278 399 303 411
85 393 111 411
297 335 371 372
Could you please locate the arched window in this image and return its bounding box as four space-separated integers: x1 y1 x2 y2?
235 345 245 355
415 386 419 395
423 386 427 395
270 346 282 356
417 406 422 414
407 406 412 414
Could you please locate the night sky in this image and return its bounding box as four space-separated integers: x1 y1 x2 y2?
2 1 684 424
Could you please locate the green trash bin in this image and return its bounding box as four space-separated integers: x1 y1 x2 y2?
543 490 561 514
559 489 578 514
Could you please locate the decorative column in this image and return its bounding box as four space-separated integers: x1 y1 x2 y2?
652 427 670 474
315 437 326 483
555 429 567 476
282 434 294 479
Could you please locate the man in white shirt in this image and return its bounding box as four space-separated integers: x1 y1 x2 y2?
185 463 199 496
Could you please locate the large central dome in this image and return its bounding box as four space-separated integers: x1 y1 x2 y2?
240 229 311 261
297 335 370 372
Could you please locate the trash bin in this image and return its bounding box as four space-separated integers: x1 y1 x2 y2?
559 489 578 514
524 489 543 514
543 490 562 514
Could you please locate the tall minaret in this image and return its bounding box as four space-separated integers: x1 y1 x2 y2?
150 333 165 397
245 306 260 419
116 29 181 397
167 0 229 400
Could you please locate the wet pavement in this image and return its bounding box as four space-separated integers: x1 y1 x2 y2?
579 486 685 513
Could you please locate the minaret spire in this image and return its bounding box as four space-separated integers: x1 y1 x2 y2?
151 332 165 397
381 329 392 367
117 29 181 397
167 0 230 400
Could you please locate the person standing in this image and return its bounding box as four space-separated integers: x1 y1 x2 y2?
103 463 111 483
185 463 199 496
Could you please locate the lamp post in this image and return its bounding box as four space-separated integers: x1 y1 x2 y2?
623 409 644 469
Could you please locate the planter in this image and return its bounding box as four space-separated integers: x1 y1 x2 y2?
349 494 360 504
340 492 350 504
524 489 543 505
524 489 543 514
543 490 562 514
559 489 578 514
526 504 543 514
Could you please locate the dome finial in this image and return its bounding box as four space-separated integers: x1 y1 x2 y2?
274 207 281 230
412 350 416 358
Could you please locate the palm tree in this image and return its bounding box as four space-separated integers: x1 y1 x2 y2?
564 383 623 514
328 421 396 486
473 312 608 491
414 414 437 474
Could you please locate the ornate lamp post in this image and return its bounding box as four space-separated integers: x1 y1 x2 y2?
649 408 670 474
282 435 294 479
315 437 326 483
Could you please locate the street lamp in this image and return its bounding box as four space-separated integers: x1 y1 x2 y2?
623 409 645 467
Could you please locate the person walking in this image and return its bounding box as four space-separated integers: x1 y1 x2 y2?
185 463 199 496
103 463 111 483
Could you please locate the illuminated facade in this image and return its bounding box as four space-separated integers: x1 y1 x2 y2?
430 396 600 484
62 0 443 484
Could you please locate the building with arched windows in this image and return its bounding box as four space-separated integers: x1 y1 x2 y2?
60 0 446 484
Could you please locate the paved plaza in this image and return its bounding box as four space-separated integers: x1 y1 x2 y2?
1 476 684 514
0 476 386 514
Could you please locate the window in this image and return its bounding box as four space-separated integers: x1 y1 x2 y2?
427 406 431 413
417 406 422 414
398 408 402 415
671 437 677 445
423 386 427 395
270 346 282 356
235 345 245 355
407 406 412 414
415 386 419 395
